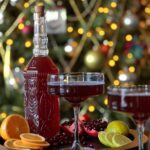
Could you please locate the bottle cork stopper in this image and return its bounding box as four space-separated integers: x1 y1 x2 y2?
35 3 44 16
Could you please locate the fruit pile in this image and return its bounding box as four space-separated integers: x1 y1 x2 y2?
98 120 132 148
49 119 108 147
0 114 133 149
4 133 49 149
0 114 50 149
49 119 132 148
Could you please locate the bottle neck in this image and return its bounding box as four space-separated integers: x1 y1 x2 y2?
33 13 49 56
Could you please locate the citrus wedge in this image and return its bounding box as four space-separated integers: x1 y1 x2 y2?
0 114 30 140
14 140 40 149
20 133 45 143
104 132 118 148
98 131 109 147
112 134 132 147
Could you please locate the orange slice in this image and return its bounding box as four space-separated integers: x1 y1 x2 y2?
22 139 50 148
0 114 30 140
4 139 19 150
20 133 45 143
14 140 40 149
4 139 28 150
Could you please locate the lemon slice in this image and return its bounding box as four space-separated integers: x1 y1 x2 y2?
112 134 132 147
98 131 109 147
104 132 118 148
106 120 129 136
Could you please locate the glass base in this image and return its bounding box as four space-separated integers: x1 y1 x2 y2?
61 142 94 150
62 147 94 150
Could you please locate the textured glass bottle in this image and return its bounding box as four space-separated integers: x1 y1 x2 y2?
23 5 60 141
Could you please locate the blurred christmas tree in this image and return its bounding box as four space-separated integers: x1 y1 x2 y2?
0 0 149 123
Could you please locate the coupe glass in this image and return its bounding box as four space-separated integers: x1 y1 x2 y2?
107 85 150 150
47 72 104 150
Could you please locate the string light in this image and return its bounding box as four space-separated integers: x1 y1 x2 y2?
103 7 109 14
108 41 114 47
10 0 18 6
104 98 108 106
24 2 29 8
64 45 73 53
86 31 92 37
103 40 108 45
0 11 4 24
0 113 7 119
119 74 128 81
111 2 117 8
18 23 25 30
98 7 104 13
6 39 13 46
71 41 78 47
125 34 133 41
0 32 3 38
99 30 105 36
110 23 118 30
129 66 135 73
127 53 133 59
67 26 73 33
78 28 84 34
108 59 116 67
9 78 15 85
96 27 105 36
18 57 25 64
25 40 32 48
113 55 119 61
88 105 95 112
145 7 150 14
113 80 120 86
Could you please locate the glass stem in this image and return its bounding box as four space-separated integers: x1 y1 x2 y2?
137 123 144 150
72 106 80 150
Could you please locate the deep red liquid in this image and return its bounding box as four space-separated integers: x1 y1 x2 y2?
48 82 104 105
108 93 150 122
24 56 60 141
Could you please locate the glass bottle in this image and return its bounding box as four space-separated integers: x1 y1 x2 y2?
23 5 60 141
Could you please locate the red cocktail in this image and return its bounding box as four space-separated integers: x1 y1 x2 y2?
48 81 104 105
107 85 150 150
48 72 104 150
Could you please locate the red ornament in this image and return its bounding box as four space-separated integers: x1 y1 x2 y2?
21 25 33 34
18 17 26 23
100 44 110 55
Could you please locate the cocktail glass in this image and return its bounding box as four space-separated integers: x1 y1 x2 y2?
107 85 150 150
47 72 104 150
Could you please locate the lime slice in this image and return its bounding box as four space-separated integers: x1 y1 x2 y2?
112 134 132 147
104 132 118 148
98 131 109 147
